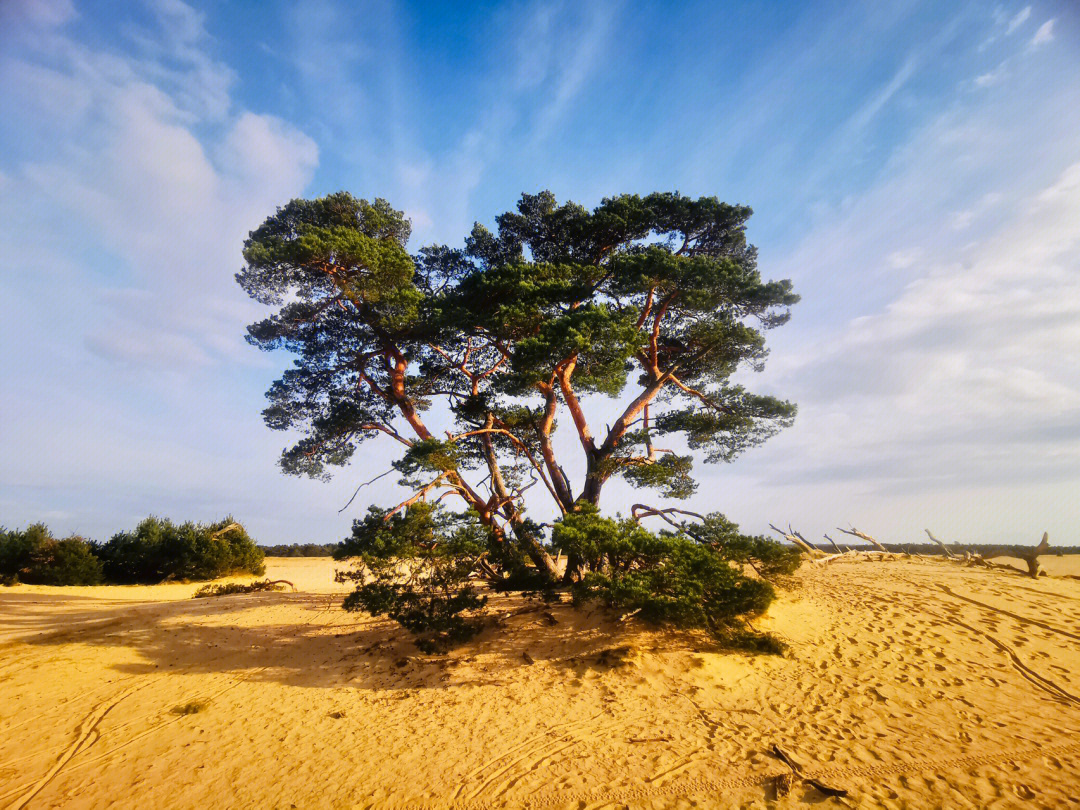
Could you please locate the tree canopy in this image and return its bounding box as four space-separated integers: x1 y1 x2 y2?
239 190 801 650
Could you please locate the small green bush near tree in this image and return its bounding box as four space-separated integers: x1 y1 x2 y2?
97 517 265 584
0 524 104 586
334 503 489 653
557 507 798 653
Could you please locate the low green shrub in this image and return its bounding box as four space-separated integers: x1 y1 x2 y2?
0 524 103 585
193 579 287 598
335 503 488 653
333 500 792 655
96 517 265 584
555 506 788 653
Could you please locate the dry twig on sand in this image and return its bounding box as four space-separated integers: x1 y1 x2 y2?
770 744 849 799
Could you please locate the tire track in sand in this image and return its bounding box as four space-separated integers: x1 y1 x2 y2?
2 593 333 807
456 712 607 802
429 739 1080 809
5 684 145 810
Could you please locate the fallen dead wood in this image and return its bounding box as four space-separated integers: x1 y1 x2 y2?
924 529 958 559
956 533 1050 578
769 523 819 556
823 533 845 554
813 552 847 565
837 526 889 553
983 532 1050 578
770 744 848 798
823 549 905 564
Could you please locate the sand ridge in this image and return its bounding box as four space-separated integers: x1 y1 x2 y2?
2 556 1079 808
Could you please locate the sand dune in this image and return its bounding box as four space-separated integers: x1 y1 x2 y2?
2 556 1079 808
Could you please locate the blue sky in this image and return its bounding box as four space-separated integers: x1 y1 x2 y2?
1 0 1078 546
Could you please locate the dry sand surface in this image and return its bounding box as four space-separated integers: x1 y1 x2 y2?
2 555 1079 809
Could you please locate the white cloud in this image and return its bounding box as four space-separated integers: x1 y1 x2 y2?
887 249 921 270
5 21 318 372
0 1 322 540
974 63 1009 87
1030 19 1055 48
1006 6 1031 35
0 0 75 28
948 191 1003 230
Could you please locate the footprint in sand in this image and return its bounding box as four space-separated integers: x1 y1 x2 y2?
1014 784 1037 800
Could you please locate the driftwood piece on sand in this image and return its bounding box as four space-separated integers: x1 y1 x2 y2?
924 529 958 559
979 532 1050 578
837 526 889 553
770 744 848 798
769 524 818 556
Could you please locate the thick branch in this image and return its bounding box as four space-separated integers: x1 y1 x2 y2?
557 357 596 455
535 381 575 509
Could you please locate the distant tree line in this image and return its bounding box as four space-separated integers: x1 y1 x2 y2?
0 517 264 586
258 543 339 557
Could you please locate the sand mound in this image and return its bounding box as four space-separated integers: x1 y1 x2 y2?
2 556 1079 808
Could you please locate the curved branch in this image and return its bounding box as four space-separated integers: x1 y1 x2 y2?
338 468 395 513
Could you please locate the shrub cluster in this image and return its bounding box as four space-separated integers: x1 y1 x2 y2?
1 517 264 586
334 503 799 654
97 517 264 584
0 524 103 585
554 507 797 652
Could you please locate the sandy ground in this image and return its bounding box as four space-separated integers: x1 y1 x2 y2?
2 555 1079 809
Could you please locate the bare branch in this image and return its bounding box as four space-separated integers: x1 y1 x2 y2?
924 529 958 559
769 523 817 555
338 469 395 513
836 526 889 553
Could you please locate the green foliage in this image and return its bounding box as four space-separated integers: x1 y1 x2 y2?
193 579 287 598
681 513 803 580
335 504 490 652
555 507 787 652
238 188 803 652
0 524 103 585
618 452 697 499
393 438 463 480
97 517 265 584
239 189 798 493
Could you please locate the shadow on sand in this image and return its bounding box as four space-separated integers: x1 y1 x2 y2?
8 588 711 691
